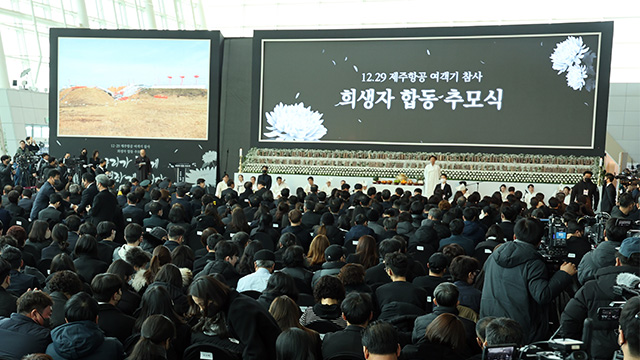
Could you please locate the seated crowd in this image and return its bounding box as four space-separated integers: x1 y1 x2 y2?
0 166 638 360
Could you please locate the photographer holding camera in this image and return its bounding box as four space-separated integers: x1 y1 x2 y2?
579 217 633 284
560 237 640 360
480 218 577 343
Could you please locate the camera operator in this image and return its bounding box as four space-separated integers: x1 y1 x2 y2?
480 218 577 343
13 140 35 187
25 137 39 153
618 295 640 360
611 192 640 222
565 220 592 265
560 237 640 360
0 155 13 190
579 217 633 284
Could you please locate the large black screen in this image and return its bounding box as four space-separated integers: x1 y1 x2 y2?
49 29 223 184
252 22 613 155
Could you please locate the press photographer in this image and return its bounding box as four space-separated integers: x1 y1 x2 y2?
578 217 634 284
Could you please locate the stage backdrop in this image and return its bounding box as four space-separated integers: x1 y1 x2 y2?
49 29 223 185
252 22 613 156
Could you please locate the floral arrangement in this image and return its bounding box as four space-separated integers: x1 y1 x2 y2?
243 148 600 184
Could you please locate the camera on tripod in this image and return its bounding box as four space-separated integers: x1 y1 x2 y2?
579 214 609 246
539 216 568 266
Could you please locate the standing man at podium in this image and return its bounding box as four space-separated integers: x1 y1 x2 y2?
423 155 441 198
135 149 152 181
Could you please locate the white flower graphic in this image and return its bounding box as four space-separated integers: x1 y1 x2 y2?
550 36 589 74
201 150 217 165
186 166 217 184
566 65 587 91
264 102 327 141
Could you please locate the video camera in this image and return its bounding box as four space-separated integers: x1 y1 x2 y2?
539 216 569 266
486 339 588 360
578 213 610 246
615 166 639 186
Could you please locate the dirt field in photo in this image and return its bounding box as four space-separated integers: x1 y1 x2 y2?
58 88 208 139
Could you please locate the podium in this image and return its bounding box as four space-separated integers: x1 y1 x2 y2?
168 162 195 183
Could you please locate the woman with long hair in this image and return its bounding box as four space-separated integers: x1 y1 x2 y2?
131 245 172 293
127 314 176 360
270 296 320 360
193 203 225 235
257 272 299 309
225 207 251 237
24 220 51 260
134 286 190 358
146 264 189 316
402 313 468 360
306 235 330 272
250 213 279 250
346 235 379 270
40 223 70 260
72 235 108 283
107 259 140 316
275 201 290 229
236 241 264 277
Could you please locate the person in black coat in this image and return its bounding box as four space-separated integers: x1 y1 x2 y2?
570 170 599 212
73 235 109 283
71 173 98 216
189 275 281 360
375 252 427 312
135 149 152 181
91 273 136 345
0 260 17 317
88 175 121 226
30 169 60 220
600 173 617 214
0 155 13 190
196 240 241 288
433 174 453 201
257 166 273 190
122 193 146 226
281 210 313 252
37 193 63 227
5 190 26 220
0 290 53 360
321 292 373 360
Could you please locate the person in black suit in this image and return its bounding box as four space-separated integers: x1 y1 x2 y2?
122 193 145 226
30 169 60 220
173 187 193 220
433 173 453 201
73 235 109 283
87 175 120 226
143 202 169 230
374 252 428 313
281 210 313 252
301 200 321 232
322 292 373 360
135 149 152 181
570 170 599 212
71 173 98 215
257 166 272 190
18 189 33 215
600 173 617 214
94 158 108 176
5 190 26 220
37 193 63 228
0 155 13 190
91 273 135 345
0 259 17 317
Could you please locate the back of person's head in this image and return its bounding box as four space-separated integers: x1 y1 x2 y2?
619 295 640 357
276 327 315 360
475 316 496 344
188 275 230 319
449 218 464 236
73 234 98 257
442 243 465 262
91 273 122 302
605 218 632 243
125 247 151 269
77 222 97 237
125 223 143 244
288 209 302 224
64 292 99 322
279 233 298 249
283 245 305 268
64 215 82 232
107 259 135 283
619 192 635 209
0 259 10 284
449 255 480 282
0 245 22 270
433 282 459 307
17 290 52 315
514 218 543 245
362 321 400 357
206 233 224 251
484 317 525 347
341 292 373 326
425 313 466 351
263 272 298 300
428 253 449 274
135 285 181 331
378 238 402 258
128 314 176 360
48 270 83 296
313 275 345 303
214 240 239 261
384 252 409 277
50 253 75 273
96 221 116 240
153 263 183 289
269 295 303 332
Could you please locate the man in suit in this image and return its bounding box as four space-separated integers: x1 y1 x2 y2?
94 158 108 176
600 173 617 214
30 169 60 220
18 189 33 215
257 166 273 190
87 174 120 226
37 193 62 227
5 190 26 220
281 209 313 252
0 259 17 317
433 173 453 201
0 156 13 190
71 173 98 216
91 273 135 345
571 170 599 212
122 193 145 225
173 187 193 220
143 202 169 230
301 200 321 232
439 219 475 256
322 292 373 360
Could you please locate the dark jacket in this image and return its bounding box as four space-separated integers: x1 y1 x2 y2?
46 320 125 360
7 269 40 296
281 225 313 252
578 241 621 284
143 215 169 230
5 203 26 221
375 281 427 311
73 256 108 284
439 234 475 256
312 261 345 287
462 220 486 245
122 205 145 225
197 260 241 288
301 211 322 232
223 290 281 360
402 337 466 360
38 206 62 226
560 265 640 360
88 190 120 225
279 266 314 294
312 224 345 246
321 325 365 360
49 291 69 329
600 183 616 214
453 280 482 314
610 206 640 221
76 183 98 215
479 240 573 343
412 305 477 345
97 303 135 345
193 252 216 275
0 313 51 359
31 181 56 220
0 287 17 317
344 225 376 247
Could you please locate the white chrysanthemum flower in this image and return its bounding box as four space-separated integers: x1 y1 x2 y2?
186 166 217 184
550 36 589 74
202 150 217 165
264 102 327 141
566 65 587 90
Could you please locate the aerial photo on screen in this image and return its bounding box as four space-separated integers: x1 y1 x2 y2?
57 37 210 140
